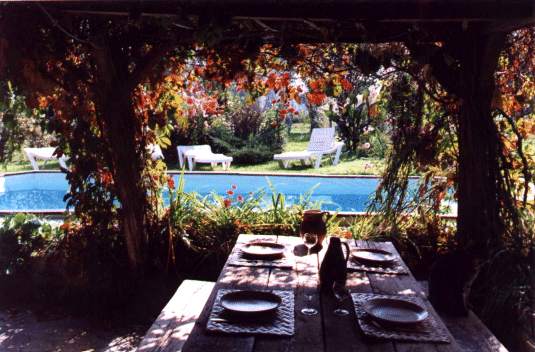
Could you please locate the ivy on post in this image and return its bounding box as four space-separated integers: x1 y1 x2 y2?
454 30 507 255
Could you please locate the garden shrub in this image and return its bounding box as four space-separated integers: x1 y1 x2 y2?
0 82 57 166
367 129 390 159
0 212 146 313
210 105 284 165
0 214 58 277
231 146 273 164
227 105 264 140
171 113 213 148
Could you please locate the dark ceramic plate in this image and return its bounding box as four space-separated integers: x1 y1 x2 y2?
363 298 428 326
241 242 285 259
351 248 395 265
221 290 282 315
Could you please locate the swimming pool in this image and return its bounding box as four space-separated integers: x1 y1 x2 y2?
0 172 398 213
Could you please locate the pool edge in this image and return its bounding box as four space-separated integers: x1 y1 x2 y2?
1 170 415 179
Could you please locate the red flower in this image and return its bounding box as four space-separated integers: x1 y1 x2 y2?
60 222 71 232
271 100 277 104
99 170 113 186
231 184 237 190
227 190 234 196
306 92 326 106
237 195 244 202
167 177 175 190
340 78 353 92
309 80 320 91
187 97 194 105
223 198 232 208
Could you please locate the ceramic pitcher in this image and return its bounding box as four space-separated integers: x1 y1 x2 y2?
300 209 328 247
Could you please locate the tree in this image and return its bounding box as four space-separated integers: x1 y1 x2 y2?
0 6 189 272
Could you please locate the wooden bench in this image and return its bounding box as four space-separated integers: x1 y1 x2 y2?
137 280 215 352
442 311 508 351
418 281 508 351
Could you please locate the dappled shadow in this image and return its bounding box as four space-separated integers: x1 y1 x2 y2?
0 308 144 352
138 314 199 352
218 265 269 290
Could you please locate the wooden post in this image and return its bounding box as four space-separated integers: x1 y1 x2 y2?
102 95 147 272
454 30 506 254
91 40 148 273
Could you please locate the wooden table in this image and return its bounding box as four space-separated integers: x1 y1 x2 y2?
180 234 460 352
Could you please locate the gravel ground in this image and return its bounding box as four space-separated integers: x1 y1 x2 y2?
0 308 145 352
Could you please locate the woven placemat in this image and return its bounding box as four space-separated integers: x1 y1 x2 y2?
206 289 295 336
351 293 450 343
227 243 295 269
347 256 409 275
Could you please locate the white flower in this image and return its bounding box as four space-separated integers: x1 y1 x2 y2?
356 94 364 107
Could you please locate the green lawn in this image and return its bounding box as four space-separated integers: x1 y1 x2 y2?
2 123 385 175
0 150 62 173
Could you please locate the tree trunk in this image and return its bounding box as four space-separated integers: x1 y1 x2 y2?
454 31 506 254
309 104 320 131
91 40 148 273
102 94 147 272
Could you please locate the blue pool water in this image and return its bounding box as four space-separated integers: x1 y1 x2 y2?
0 172 388 212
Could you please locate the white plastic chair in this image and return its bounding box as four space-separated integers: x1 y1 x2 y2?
23 147 68 170
273 127 344 169
176 145 232 171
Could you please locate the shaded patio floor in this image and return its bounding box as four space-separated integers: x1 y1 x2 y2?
0 308 144 352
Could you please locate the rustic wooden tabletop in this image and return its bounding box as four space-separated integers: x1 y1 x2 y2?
178 234 459 352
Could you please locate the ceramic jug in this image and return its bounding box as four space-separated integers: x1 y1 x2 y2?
319 237 350 292
300 209 328 248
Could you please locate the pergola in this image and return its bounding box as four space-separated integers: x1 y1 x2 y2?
30 1 534 39
1 0 534 268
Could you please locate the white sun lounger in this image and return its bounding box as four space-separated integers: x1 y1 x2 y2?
23 147 68 170
273 127 344 169
177 145 232 171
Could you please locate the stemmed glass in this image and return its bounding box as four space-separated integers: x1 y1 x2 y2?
332 281 350 317
300 232 319 316
302 232 318 256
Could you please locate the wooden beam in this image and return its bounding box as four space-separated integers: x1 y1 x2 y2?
253 19 278 32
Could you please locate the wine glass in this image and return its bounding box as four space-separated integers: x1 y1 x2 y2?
300 232 319 316
332 281 350 317
302 232 318 255
301 291 319 316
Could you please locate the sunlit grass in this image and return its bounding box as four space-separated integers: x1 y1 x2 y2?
0 150 61 173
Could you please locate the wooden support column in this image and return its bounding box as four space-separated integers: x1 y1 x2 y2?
92 40 148 273
454 30 507 254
